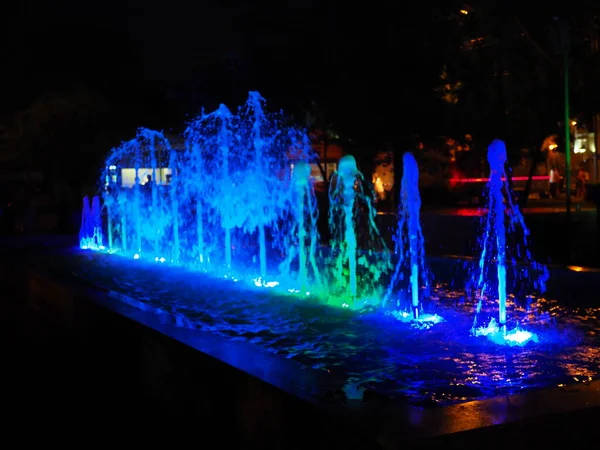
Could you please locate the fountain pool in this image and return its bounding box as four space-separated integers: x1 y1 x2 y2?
73 93 600 409
41 248 600 407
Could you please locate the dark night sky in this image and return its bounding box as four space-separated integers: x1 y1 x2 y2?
2 1 453 136
2 1 596 142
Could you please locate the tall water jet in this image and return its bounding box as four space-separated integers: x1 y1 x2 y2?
168 142 181 264
105 192 113 250
248 92 268 278
79 196 103 250
103 167 115 250
104 164 126 252
190 140 207 265
133 140 142 254
92 196 103 247
279 159 321 292
102 129 177 259
488 139 508 332
98 92 316 290
329 155 391 306
79 196 92 247
331 155 359 300
385 152 431 320
138 129 176 259
234 91 305 281
217 105 233 270
470 139 549 343
184 104 236 269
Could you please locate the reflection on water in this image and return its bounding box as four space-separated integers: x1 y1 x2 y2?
45 251 600 407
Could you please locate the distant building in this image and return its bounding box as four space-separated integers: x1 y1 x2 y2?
108 134 184 189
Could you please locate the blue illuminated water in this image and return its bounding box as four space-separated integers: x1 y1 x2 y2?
49 249 600 407
75 92 600 405
103 128 177 258
385 152 434 323
95 101 546 335
102 92 314 286
79 196 103 250
469 140 549 344
328 155 391 307
183 103 235 270
331 155 359 300
100 91 391 307
278 160 322 292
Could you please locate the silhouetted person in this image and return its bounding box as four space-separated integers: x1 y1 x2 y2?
576 165 589 199
142 175 153 198
549 166 559 199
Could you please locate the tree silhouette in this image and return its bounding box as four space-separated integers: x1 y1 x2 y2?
4 85 129 188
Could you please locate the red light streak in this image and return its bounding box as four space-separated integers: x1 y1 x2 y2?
449 176 549 183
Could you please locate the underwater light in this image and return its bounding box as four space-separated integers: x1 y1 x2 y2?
79 240 105 251
252 277 280 288
504 329 535 344
473 318 538 346
387 310 445 329
389 310 444 323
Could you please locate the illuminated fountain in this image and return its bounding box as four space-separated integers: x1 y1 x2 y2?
328 155 391 307
249 93 268 278
79 196 103 250
330 155 359 301
470 139 549 345
69 97 600 405
97 92 392 306
385 152 441 326
183 92 311 281
278 159 322 293
229 91 293 280
101 92 313 285
102 128 177 261
183 103 236 270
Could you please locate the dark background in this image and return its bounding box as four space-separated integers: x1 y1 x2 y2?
1 1 599 193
